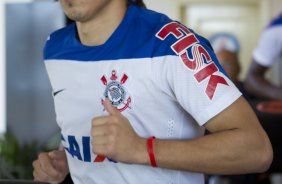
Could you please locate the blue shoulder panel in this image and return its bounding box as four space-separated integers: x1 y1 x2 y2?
268 13 282 28
43 4 222 77
44 5 176 61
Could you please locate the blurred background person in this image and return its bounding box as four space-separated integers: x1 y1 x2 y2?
244 12 282 100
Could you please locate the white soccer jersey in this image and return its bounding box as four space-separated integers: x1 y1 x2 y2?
44 5 241 184
253 13 282 67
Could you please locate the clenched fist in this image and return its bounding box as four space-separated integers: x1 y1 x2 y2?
91 99 148 164
33 149 69 184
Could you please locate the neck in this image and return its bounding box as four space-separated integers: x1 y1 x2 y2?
76 1 127 46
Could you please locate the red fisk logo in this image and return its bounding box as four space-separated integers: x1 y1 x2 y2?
156 22 228 100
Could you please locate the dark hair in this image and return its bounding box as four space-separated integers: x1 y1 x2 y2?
128 0 146 8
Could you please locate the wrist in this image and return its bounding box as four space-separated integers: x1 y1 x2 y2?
133 137 150 165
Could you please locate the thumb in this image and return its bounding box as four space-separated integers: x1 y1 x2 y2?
104 98 120 115
48 150 66 160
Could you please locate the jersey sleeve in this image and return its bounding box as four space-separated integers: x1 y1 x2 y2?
253 26 282 67
153 21 241 126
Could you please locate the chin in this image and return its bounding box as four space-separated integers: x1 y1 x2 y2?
65 10 85 22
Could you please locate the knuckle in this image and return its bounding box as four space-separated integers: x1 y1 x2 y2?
92 147 96 154
38 152 46 160
32 160 38 168
106 146 115 157
91 129 95 137
105 141 115 154
108 124 118 134
108 134 116 143
92 146 102 155
91 120 96 126
91 117 99 125
33 170 37 178
91 143 99 154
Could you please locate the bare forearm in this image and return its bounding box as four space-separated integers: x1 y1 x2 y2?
94 98 272 175
150 129 270 175
245 61 282 100
134 99 272 175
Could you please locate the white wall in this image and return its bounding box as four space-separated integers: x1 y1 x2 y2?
144 0 180 20
144 0 258 21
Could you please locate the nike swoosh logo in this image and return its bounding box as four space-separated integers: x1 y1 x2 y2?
53 89 65 96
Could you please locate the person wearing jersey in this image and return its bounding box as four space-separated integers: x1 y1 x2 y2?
245 13 282 100
32 0 273 183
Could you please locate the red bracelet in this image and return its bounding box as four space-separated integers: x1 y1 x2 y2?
147 136 157 167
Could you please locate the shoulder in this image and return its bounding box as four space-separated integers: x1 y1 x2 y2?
257 13 282 45
44 23 76 59
267 13 282 28
134 6 172 30
259 20 282 44
262 13 282 36
133 6 213 57
137 6 212 45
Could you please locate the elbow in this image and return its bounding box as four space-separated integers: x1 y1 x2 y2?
259 145 273 172
254 138 273 173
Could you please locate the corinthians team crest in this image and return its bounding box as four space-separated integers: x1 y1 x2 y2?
100 70 131 112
